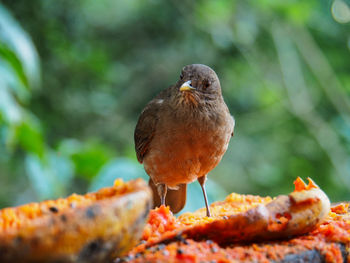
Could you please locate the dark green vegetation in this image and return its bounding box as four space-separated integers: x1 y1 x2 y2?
1 0 350 212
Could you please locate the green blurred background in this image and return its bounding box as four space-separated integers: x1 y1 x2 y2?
1 0 350 213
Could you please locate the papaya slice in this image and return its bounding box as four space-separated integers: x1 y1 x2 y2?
142 177 330 247
0 179 152 263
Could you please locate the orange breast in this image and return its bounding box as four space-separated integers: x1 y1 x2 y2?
143 121 231 188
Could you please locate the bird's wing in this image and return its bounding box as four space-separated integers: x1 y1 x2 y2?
134 104 158 163
134 88 171 163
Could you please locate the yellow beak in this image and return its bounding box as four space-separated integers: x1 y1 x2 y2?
179 80 195 92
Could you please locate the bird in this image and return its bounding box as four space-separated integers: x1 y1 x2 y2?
134 64 234 216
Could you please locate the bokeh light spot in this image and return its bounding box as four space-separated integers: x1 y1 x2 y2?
331 0 350 23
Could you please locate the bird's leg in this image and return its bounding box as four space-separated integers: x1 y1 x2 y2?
157 183 167 206
198 175 211 217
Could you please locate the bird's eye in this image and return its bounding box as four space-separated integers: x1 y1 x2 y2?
203 80 210 88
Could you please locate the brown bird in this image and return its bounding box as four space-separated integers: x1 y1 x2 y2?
134 64 234 216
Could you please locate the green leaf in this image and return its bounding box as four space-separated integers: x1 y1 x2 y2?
58 139 115 180
0 43 28 89
0 85 22 124
0 54 30 103
16 116 44 157
0 4 41 88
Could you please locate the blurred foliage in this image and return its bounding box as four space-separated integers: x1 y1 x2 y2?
1 0 350 212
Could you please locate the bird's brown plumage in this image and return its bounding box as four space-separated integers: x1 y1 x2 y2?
134 64 234 214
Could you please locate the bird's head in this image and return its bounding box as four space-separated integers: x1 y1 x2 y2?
174 64 222 106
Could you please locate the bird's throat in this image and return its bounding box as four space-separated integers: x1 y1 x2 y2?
180 92 199 107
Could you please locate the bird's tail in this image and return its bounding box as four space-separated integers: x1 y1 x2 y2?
149 179 187 214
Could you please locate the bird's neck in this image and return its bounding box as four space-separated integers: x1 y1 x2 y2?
172 92 222 108
169 94 224 123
